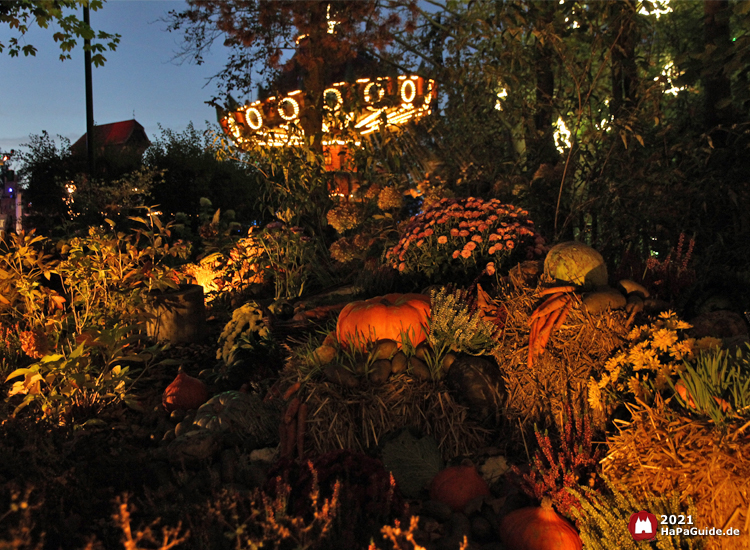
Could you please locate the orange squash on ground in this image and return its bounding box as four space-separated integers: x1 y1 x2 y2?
336 293 430 350
500 498 582 550
163 371 209 412
429 465 491 512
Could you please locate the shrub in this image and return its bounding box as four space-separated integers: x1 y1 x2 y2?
385 197 545 285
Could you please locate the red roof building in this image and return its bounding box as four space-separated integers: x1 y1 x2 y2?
71 119 151 158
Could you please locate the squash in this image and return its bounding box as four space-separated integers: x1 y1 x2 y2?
500 498 582 550
336 293 431 350
162 370 209 412
429 465 491 512
543 242 608 290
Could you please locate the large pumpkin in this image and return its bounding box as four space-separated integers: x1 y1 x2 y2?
500 499 582 550
428 465 491 512
336 293 430 350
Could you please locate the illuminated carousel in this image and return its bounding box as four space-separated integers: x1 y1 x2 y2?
217 74 436 172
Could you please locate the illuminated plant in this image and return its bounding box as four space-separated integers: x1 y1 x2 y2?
513 402 602 518
587 311 720 414
385 197 545 284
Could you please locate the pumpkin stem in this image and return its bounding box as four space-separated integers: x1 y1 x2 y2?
540 497 554 511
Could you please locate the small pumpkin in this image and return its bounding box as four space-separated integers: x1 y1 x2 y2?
162 370 209 412
429 465 491 512
500 498 582 550
336 293 431 350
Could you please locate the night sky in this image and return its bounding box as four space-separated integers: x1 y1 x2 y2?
0 1 236 162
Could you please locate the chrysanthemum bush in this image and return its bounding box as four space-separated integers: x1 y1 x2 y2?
385 197 545 283
587 311 721 415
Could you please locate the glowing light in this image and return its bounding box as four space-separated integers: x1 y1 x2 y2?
245 106 263 130
278 97 300 121
495 87 508 111
324 87 343 111
554 116 571 154
654 60 686 96
364 82 385 103
400 80 416 103
638 0 671 18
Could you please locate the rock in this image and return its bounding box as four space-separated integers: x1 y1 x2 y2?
581 287 627 314
391 351 408 374
415 342 431 361
372 339 399 360
446 356 504 422
409 357 432 380
312 345 336 365
688 310 749 339
420 499 453 523
440 353 457 374
323 364 360 388
166 429 220 464
369 359 392 385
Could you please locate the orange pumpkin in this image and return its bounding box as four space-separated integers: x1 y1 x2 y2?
163 371 209 412
429 465 491 512
500 498 582 550
336 293 430 350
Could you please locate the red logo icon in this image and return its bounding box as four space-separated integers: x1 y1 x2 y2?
628 511 658 541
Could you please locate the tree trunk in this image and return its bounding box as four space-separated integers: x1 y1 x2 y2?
610 1 638 120
703 0 733 137
532 2 557 165
298 3 327 152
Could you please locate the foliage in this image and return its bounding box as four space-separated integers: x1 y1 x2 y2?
612 232 697 305
0 231 65 333
513 402 602 519
0 0 120 65
143 123 264 226
265 450 404 550
426 287 497 367
216 302 269 367
673 345 750 425
570 475 703 550
587 311 721 415
166 1 417 141
63 168 163 228
17 131 81 231
385 197 545 285
206 462 339 550
4 324 166 425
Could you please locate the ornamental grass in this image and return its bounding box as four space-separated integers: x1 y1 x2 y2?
603 397 750 550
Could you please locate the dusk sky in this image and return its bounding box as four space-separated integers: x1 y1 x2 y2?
0 1 238 163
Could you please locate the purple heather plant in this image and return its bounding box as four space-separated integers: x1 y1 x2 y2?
385 197 545 283
513 402 603 519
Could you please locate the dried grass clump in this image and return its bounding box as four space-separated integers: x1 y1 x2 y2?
293 373 491 461
492 284 629 428
603 398 750 550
